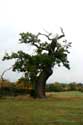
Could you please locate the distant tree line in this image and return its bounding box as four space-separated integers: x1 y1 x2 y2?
0 79 83 97
46 82 83 92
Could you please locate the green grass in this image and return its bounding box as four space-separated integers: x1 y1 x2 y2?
0 91 83 125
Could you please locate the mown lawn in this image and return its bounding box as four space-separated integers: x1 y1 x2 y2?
0 91 83 125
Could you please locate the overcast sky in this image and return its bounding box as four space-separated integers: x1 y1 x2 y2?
0 0 83 83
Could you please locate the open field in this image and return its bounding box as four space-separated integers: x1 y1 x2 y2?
0 91 83 125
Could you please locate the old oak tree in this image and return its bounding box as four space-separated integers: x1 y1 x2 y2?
3 28 71 98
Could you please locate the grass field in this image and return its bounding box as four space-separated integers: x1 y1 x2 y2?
0 91 83 125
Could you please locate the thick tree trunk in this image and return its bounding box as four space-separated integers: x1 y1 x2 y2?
35 66 53 98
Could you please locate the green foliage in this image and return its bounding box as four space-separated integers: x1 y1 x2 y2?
69 82 77 91
46 83 63 92
46 82 83 92
3 30 71 85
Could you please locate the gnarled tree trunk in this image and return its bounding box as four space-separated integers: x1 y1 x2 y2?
35 66 53 98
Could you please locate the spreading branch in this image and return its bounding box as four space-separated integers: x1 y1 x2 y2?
36 32 52 40
57 27 65 40
37 28 65 41
1 66 12 81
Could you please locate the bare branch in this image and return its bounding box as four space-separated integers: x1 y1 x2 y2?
1 66 12 81
43 28 52 35
57 27 65 40
36 32 52 40
37 28 65 41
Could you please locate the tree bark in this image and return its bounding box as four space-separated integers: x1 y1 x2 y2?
35 66 53 98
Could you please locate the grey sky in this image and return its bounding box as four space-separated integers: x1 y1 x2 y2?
0 0 83 83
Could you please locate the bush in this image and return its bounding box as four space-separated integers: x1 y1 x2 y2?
46 83 64 92
46 82 83 92
16 77 32 90
0 79 31 96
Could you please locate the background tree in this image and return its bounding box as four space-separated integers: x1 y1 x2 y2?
3 28 71 98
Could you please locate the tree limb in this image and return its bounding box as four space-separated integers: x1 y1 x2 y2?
1 67 12 81
57 27 65 40
31 42 40 48
37 32 52 40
